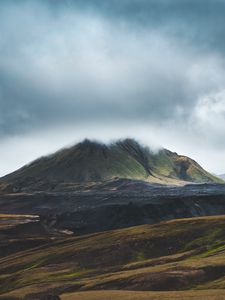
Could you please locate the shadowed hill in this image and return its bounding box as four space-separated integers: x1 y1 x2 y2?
2 215 225 298
0 139 222 191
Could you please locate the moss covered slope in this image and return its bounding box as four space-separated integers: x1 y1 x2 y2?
1 139 223 190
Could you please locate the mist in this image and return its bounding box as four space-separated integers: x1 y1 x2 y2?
1 0 225 175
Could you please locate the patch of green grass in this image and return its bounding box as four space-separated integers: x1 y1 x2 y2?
200 244 225 258
134 251 147 261
183 224 225 253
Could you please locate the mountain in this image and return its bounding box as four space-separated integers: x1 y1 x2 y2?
219 174 225 181
1 139 222 192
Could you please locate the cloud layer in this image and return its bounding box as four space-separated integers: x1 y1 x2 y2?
0 0 225 175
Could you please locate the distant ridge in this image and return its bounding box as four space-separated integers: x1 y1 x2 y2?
218 174 225 181
0 138 223 191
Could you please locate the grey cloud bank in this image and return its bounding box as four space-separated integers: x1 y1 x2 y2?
0 0 225 175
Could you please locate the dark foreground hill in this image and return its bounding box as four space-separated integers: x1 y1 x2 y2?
2 214 225 299
0 139 222 192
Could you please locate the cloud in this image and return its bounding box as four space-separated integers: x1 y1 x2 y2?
0 0 225 174
192 90 225 146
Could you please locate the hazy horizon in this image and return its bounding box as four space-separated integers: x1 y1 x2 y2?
1 0 225 176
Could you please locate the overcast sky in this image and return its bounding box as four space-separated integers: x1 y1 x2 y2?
1 0 225 176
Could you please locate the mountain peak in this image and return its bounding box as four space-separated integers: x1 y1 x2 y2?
0 139 222 192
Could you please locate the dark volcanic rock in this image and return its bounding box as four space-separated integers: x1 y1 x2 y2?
1 182 225 235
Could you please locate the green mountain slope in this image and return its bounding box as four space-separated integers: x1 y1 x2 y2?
1 139 222 190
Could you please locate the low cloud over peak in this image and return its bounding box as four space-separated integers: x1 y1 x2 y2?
0 0 225 175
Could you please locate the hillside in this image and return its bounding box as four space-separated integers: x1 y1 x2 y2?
2 215 225 299
0 139 222 192
61 290 225 300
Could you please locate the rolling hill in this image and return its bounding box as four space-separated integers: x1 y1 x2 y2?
0 139 222 192
2 214 225 299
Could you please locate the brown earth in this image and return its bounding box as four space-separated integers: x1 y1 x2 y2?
1 215 225 299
